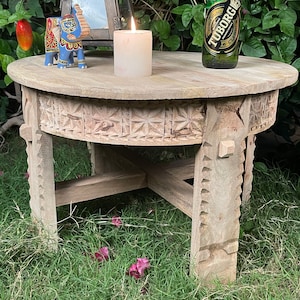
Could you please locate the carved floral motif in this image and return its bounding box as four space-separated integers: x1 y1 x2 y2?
39 92 206 146
249 90 278 133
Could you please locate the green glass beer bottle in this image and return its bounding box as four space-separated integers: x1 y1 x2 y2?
202 0 241 69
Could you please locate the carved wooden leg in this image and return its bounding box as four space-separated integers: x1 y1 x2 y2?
241 90 279 204
190 96 251 283
242 134 256 203
19 87 58 246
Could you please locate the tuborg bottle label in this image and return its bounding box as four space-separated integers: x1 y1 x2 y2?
204 0 241 56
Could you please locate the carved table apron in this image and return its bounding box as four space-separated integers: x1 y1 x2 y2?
7 52 298 283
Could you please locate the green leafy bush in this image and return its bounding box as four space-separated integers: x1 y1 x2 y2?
240 0 300 67
0 0 47 123
133 0 181 50
170 2 204 50
132 0 204 51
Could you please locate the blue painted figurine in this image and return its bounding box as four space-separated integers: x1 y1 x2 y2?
44 4 90 68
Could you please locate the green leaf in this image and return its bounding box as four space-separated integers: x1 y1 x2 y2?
6 22 17 35
15 1 27 14
262 11 280 29
174 16 187 32
162 35 180 51
192 5 204 25
292 58 300 72
279 20 295 37
242 38 267 57
243 14 261 29
278 7 297 24
254 162 269 173
283 53 295 64
0 54 15 73
134 10 145 19
271 53 285 63
191 21 203 47
151 20 170 40
8 0 20 12
0 19 10 27
279 37 297 55
250 3 262 15
138 14 151 30
12 1 32 21
263 34 278 43
267 43 280 58
0 39 12 55
171 4 192 15
32 32 45 55
7 13 19 23
239 29 251 42
16 45 33 59
288 0 300 10
253 27 270 34
26 0 44 18
274 0 284 9
0 9 10 27
182 7 193 27
278 6 297 37
0 9 10 20
4 74 13 86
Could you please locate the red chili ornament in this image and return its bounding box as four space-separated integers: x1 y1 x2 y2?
16 19 33 51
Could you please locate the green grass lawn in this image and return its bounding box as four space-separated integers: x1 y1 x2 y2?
0 131 299 299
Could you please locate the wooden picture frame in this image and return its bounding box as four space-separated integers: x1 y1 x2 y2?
60 0 133 46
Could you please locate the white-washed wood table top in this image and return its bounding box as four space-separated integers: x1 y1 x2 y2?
8 51 297 100
7 52 298 284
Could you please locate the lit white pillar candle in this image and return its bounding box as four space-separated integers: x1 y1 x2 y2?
114 18 152 77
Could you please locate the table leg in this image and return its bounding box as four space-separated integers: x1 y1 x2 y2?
190 97 251 283
19 87 58 246
89 143 135 175
242 134 256 203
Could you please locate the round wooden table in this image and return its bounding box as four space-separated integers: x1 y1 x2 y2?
7 51 298 283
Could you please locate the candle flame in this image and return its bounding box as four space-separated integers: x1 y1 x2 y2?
131 16 136 32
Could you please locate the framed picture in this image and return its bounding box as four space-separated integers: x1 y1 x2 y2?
60 0 133 46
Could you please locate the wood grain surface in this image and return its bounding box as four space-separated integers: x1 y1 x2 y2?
7 51 298 100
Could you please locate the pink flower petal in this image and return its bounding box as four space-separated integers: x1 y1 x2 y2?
128 263 141 279
94 246 109 262
0 170 4 176
136 258 150 276
112 216 122 227
128 257 150 279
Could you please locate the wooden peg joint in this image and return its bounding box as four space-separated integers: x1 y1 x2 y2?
218 140 235 158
